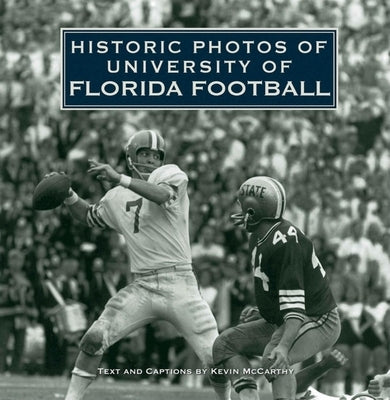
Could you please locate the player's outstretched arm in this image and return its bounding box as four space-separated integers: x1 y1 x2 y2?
63 188 90 225
87 159 171 205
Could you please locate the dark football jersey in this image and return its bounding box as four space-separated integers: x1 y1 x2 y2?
249 219 336 326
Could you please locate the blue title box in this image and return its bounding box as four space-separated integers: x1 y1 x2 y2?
61 28 337 110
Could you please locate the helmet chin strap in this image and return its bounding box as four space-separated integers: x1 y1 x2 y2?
127 156 156 180
231 209 256 228
244 212 250 227
131 163 153 180
244 208 256 230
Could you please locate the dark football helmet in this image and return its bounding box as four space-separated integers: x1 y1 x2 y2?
125 130 165 179
231 176 286 232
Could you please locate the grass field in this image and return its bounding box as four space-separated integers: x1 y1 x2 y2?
0 375 274 400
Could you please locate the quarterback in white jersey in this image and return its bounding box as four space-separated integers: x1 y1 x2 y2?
60 130 231 400
87 163 191 273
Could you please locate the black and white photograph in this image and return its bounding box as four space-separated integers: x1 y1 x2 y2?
0 1 390 400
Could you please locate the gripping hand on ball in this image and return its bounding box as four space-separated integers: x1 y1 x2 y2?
88 159 121 184
43 172 72 196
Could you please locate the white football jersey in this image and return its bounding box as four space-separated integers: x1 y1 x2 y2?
86 164 192 273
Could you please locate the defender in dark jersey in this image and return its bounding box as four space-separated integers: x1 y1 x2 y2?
213 176 340 400
250 218 336 327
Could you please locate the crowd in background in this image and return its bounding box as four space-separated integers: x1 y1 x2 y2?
1 0 390 396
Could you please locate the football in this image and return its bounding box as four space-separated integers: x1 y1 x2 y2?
32 173 71 210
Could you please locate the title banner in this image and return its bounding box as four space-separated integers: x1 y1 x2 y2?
61 28 337 110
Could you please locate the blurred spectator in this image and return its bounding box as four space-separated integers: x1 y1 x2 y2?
214 254 253 330
353 200 383 236
229 271 253 327
199 269 218 311
191 224 225 264
284 186 323 237
319 192 351 250
333 134 358 177
365 222 387 290
87 255 127 373
361 287 389 377
337 220 376 275
381 231 390 301
87 256 127 321
182 268 218 388
0 249 37 374
366 135 390 173
34 255 86 376
151 321 181 385
332 281 366 396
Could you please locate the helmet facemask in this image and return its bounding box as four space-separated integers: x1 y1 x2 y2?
231 202 263 233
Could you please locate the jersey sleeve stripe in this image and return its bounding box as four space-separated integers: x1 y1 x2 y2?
279 289 305 296
284 312 305 321
88 210 105 228
279 296 305 303
86 212 95 227
280 302 306 311
280 301 305 306
91 205 106 227
87 205 106 228
92 204 107 227
86 206 97 227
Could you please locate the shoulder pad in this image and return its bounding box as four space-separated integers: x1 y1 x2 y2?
149 164 188 184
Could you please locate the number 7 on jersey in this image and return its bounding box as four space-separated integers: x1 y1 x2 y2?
126 198 143 233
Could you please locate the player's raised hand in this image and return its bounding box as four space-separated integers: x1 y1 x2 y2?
88 159 121 184
368 378 381 397
368 374 390 398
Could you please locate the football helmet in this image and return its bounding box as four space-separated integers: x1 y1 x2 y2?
125 130 165 179
231 176 286 232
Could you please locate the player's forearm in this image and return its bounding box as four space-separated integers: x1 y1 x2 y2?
279 317 303 349
64 191 90 224
122 175 170 205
